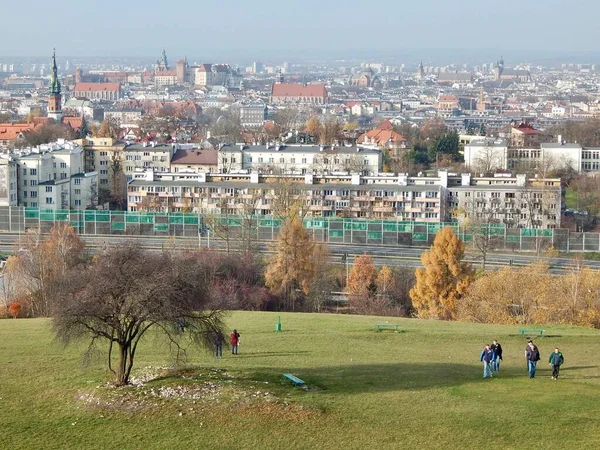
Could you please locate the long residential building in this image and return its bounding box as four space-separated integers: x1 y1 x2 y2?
217 143 382 176
126 170 561 228
464 138 600 174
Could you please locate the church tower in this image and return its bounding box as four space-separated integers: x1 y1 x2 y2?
417 61 425 80
48 49 62 122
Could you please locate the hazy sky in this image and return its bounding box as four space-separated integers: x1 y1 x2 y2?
3 0 598 58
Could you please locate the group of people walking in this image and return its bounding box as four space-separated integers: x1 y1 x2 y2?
480 340 564 380
213 329 241 358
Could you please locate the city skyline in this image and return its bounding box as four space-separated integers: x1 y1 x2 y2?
2 0 599 58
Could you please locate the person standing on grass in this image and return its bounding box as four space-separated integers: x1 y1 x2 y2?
526 341 541 378
549 348 564 380
490 340 503 372
230 329 240 355
214 332 224 358
480 344 494 378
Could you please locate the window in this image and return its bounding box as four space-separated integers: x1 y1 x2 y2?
30 191 37 198
143 152 150 157
45 197 53 204
280 157 285 163
31 202 37 207
45 186 53 192
258 157 263 163
23 191 27 198
100 170 108 175
302 158 306 164
269 157 274 163
100 151 108 156
74 200 81 206
29 168 37 175
75 189 81 195
31 180 37 186
23 180 27 186
60 162 67 168
291 158 296 164
100 179 108 185
74 179 81 185
100 161 108 166
22 168 27 176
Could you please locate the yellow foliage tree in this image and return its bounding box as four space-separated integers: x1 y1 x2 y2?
305 116 323 141
346 254 377 313
410 227 473 320
265 217 315 310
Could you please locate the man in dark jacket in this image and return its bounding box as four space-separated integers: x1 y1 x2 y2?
525 341 541 378
490 340 503 372
480 344 494 378
548 348 564 380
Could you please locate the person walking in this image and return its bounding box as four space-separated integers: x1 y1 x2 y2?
214 332 224 358
525 340 541 378
230 329 240 355
548 348 564 380
490 340 503 372
480 344 494 379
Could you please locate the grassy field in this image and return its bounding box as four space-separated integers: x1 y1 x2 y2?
2 313 600 450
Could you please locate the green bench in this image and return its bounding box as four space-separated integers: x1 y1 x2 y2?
519 329 545 338
283 373 305 386
376 324 401 333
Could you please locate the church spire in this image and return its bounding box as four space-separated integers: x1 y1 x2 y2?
49 48 61 95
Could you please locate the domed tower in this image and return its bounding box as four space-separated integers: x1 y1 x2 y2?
48 49 62 122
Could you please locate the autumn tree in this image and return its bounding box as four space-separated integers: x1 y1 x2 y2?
8 225 85 317
270 179 309 222
345 254 377 314
305 244 336 312
265 217 315 310
410 227 473 320
305 116 323 141
94 118 120 139
53 244 225 386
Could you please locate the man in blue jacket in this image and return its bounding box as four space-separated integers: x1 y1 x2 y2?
525 340 541 378
480 344 494 378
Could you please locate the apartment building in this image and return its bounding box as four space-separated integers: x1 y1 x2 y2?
126 170 559 228
12 141 98 210
465 138 587 173
218 144 382 176
448 174 561 229
0 156 18 206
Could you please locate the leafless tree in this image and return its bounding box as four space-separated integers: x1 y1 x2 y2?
53 244 225 386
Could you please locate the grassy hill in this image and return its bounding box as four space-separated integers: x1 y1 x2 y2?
2 312 600 450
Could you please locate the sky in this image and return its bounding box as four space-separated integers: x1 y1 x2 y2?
2 0 599 60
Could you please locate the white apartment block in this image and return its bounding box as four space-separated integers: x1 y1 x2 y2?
12 141 98 210
465 138 599 174
218 144 382 176
0 156 18 206
126 170 559 228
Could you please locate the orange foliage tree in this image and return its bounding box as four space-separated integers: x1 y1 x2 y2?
410 227 473 320
8 301 21 318
7 224 85 317
345 254 377 314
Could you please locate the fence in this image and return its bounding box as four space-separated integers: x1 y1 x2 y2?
0 206 597 253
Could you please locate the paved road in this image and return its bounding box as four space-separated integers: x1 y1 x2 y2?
1 232 597 273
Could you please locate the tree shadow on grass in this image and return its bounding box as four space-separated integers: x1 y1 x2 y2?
249 363 530 393
233 351 312 359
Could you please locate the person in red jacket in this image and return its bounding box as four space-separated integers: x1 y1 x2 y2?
230 329 240 355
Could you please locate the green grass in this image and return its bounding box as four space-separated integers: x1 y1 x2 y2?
2 313 600 450
565 186 578 210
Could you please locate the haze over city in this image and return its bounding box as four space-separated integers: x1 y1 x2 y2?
3 0 600 60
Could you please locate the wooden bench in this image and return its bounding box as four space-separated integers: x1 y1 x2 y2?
283 373 305 386
376 324 401 333
519 329 545 338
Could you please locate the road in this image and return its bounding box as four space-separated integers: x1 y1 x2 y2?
1 232 597 273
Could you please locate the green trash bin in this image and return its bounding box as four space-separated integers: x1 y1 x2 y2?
275 316 282 332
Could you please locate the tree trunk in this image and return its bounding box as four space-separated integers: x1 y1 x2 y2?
116 343 129 386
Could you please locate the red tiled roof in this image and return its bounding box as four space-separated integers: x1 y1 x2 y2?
74 82 120 92
357 120 406 147
62 116 84 130
171 149 218 165
438 95 458 102
0 123 32 141
271 83 327 98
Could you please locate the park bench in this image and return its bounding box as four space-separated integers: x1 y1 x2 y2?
283 373 305 387
519 329 545 338
376 324 401 333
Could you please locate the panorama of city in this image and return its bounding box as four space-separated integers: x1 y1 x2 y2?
2 3 600 449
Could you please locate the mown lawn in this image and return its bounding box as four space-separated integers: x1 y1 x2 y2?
1 312 600 450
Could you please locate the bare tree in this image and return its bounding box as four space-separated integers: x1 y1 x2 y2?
53 245 225 386
270 179 309 222
472 143 503 174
